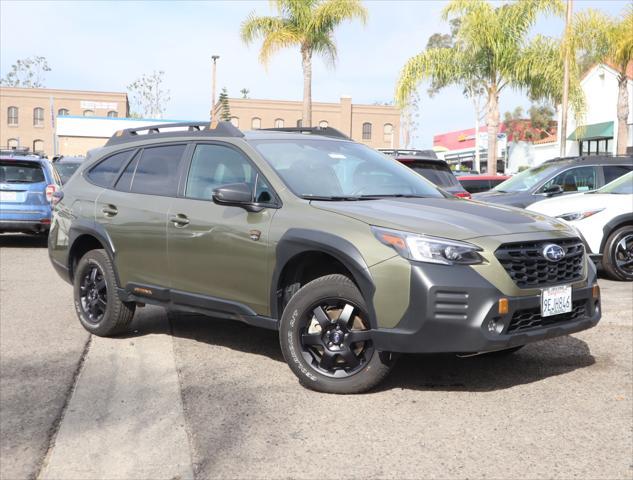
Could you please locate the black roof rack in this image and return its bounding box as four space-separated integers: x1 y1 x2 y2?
104 121 244 146
379 149 438 159
258 126 350 140
0 146 45 158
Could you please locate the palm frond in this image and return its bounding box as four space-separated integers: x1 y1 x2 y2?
395 48 467 107
313 0 368 32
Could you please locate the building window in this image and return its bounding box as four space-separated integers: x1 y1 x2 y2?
319 120 328 128
33 107 44 127
362 122 372 140
33 139 44 153
296 119 303 127
274 118 284 128
230 117 239 128
58 108 69 116
107 111 118 118
83 110 95 117
251 117 261 129
579 138 612 156
383 123 393 144
7 106 18 125
7 138 19 149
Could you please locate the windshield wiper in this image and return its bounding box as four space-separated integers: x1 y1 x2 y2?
358 194 431 199
303 195 365 201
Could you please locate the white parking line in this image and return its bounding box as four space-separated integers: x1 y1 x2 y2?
40 308 193 480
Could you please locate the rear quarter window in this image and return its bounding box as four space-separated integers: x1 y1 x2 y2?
87 150 135 187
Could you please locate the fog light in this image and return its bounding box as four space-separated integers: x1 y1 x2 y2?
592 284 600 299
487 318 504 334
498 298 509 315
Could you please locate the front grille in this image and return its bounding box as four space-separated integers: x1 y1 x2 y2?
495 238 584 288
507 300 586 333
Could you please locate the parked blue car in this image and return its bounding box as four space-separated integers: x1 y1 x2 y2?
0 149 60 235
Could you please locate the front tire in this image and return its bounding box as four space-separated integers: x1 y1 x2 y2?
73 249 135 336
279 274 395 394
602 226 633 281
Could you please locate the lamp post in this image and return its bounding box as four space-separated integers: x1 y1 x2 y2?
560 0 573 157
211 55 220 121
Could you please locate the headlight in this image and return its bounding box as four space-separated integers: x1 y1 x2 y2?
372 226 484 265
556 209 604 222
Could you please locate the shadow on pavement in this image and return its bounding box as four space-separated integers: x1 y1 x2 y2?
0 233 48 248
120 308 595 393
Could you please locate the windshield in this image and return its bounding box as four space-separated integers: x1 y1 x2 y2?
54 163 81 184
403 161 459 188
598 171 633 194
0 161 45 183
251 139 444 199
493 163 561 192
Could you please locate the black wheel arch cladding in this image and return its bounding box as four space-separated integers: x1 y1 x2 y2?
270 229 377 328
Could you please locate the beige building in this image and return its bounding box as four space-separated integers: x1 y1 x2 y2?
214 96 401 149
0 86 129 157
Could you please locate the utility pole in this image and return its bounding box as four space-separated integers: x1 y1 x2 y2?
210 55 220 121
560 0 573 157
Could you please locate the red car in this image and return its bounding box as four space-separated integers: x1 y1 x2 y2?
457 174 511 194
381 149 472 198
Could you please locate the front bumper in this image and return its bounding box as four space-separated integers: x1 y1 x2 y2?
372 261 600 354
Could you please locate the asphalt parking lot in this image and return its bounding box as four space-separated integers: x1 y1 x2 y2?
1 234 632 480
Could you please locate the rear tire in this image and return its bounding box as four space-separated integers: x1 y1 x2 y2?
279 274 395 394
602 226 633 281
73 249 135 336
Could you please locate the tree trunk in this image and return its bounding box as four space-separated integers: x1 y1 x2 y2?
473 95 481 173
301 45 312 127
616 72 629 155
486 85 499 174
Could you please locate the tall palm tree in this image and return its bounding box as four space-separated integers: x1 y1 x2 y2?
574 6 633 155
241 0 367 127
396 0 573 171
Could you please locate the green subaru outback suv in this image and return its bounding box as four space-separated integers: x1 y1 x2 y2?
49 122 601 393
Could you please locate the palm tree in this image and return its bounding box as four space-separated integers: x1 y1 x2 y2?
396 0 573 172
241 0 367 127
574 6 633 155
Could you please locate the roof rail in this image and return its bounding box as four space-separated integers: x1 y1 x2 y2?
0 146 45 158
104 121 244 146
379 149 438 159
258 126 350 140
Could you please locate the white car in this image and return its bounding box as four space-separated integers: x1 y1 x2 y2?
529 172 633 281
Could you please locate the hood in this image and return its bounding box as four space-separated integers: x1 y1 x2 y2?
529 192 629 216
311 197 574 241
472 190 531 207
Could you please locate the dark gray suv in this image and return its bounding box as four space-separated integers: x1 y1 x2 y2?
474 155 633 208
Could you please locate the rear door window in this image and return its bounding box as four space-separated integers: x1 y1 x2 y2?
404 161 459 188
603 165 633 184
0 161 45 184
88 150 135 187
129 144 187 196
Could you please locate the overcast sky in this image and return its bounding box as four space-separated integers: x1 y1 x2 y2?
1 0 627 147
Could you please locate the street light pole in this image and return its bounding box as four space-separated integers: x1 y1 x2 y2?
560 0 573 157
211 55 220 121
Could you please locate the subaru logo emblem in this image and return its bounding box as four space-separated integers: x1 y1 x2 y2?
543 244 565 262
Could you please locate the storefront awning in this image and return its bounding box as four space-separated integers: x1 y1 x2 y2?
567 121 613 140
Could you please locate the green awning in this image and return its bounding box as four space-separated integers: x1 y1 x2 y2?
567 121 614 141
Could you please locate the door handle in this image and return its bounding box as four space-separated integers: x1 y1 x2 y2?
102 205 118 217
169 214 190 228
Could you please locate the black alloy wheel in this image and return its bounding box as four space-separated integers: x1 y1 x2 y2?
79 263 108 323
299 299 374 378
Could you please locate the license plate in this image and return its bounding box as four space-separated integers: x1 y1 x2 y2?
0 191 18 202
541 285 572 317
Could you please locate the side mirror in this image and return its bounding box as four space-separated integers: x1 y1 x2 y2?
543 184 563 196
212 183 263 212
